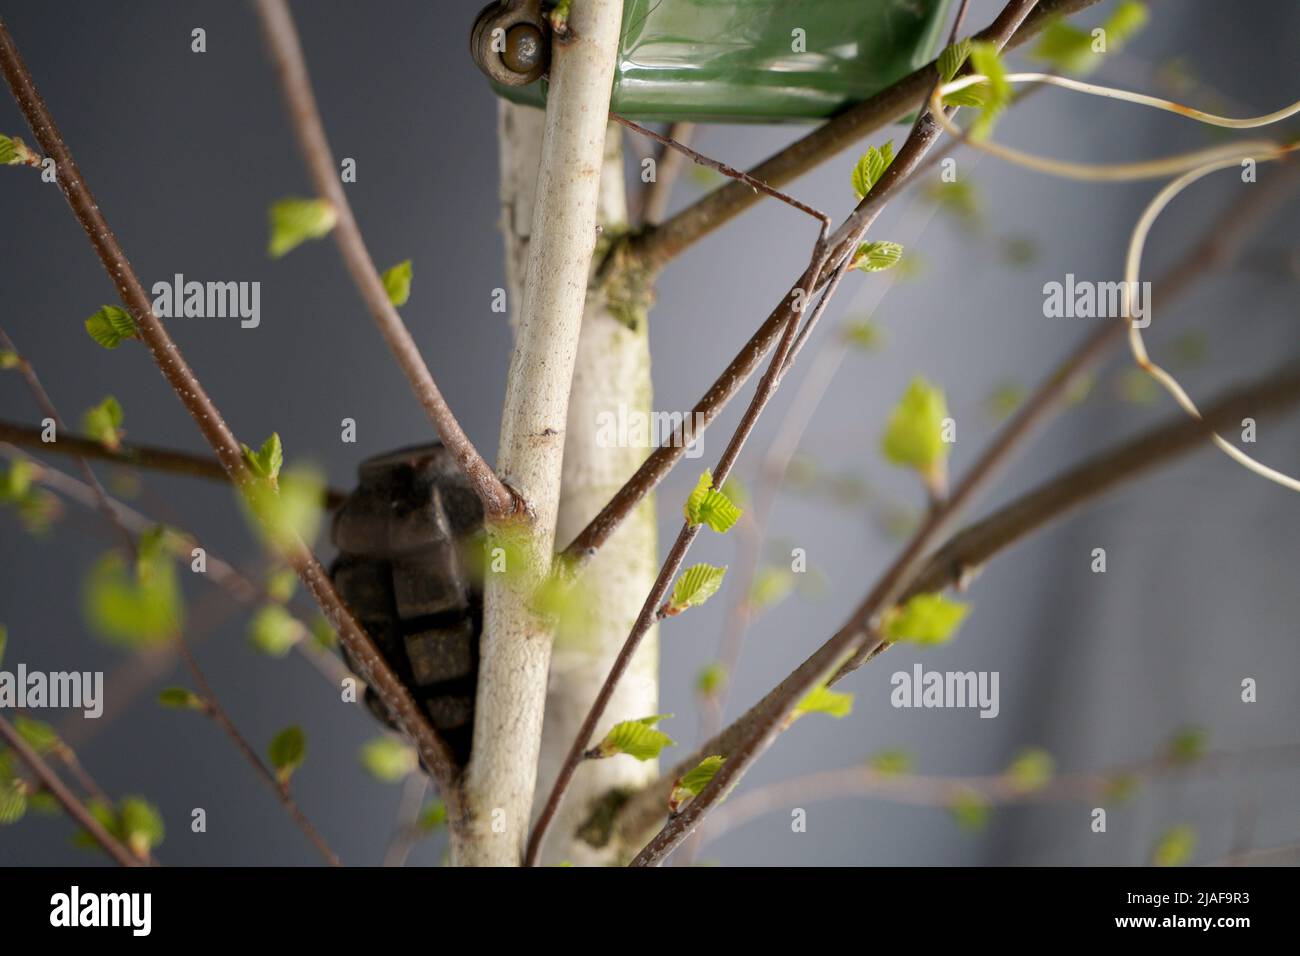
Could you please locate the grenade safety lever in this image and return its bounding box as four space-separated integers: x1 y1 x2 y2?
470 0 550 87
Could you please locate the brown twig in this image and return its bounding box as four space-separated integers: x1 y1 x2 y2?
174 635 341 866
626 0 1101 271
0 16 465 827
0 326 137 554
620 361 1300 863
252 0 516 520
0 419 346 507
0 713 142 867
612 113 832 236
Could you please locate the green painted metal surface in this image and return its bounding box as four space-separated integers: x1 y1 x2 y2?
494 0 951 123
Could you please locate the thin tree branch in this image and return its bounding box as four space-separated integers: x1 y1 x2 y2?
251 0 517 519
626 0 1101 271
623 362 1300 864
0 16 465 829
612 113 832 236
0 326 137 554
0 713 142 867
0 420 346 507
174 635 341 866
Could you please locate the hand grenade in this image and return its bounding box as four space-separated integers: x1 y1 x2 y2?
329 445 484 767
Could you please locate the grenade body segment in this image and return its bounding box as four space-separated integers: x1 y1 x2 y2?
329 445 485 767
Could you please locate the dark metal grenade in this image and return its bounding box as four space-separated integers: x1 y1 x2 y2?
329 445 484 768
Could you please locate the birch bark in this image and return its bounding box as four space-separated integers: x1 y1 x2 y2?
456 1 626 866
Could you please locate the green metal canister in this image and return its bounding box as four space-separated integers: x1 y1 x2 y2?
490 0 951 123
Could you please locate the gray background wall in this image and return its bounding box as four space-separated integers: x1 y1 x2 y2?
0 0 1296 866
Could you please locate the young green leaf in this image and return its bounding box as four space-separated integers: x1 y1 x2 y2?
265 567 297 603
1030 20 1096 74
248 604 302 658
669 755 726 813
666 563 728 615
28 791 60 815
0 778 27 825
118 796 165 857
983 381 1026 422
84 549 183 648
268 197 337 258
1151 824 1196 867
0 461 33 503
843 318 885 352
1103 773 1140 803
924 180 983 231
157 686 203 710
794 684 854 719
12 486 59 535
81 395 124 450
84 305 139 350
949 788 991 832
241 432 284 485
967 42 1011 141
1106 0 1149 46
881 377 949 477
937 38 972 83
268 725 307 784
851 240 904 273
695 662 727 696
360 736 418 783
0 350 20 369
591 714 676 761
309 615 337 649
750 566 795 612
1165 726 1207 765
0 134 35 166
381 259 413 307
850 140 895 201
683 470 742 533
884 592 970 646
14 716 60 755
942 86 993 109
241 464 327 554
718 475 749 509
418 801 448 832
1007 748 1054 792
70 798 119 852
868 748 913 776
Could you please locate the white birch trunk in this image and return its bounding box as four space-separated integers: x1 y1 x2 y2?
457 0 626 866
495 102 661 866
536 123 660 867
